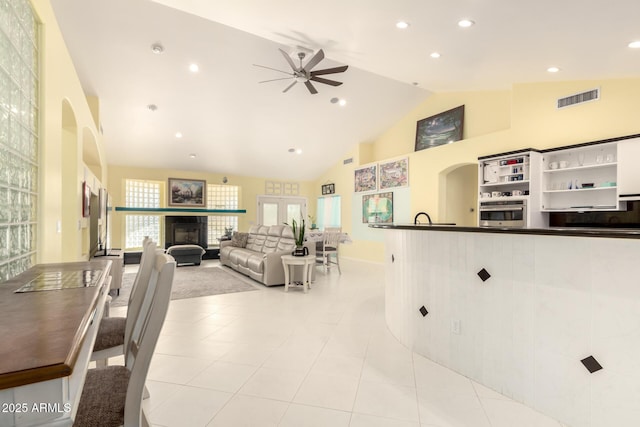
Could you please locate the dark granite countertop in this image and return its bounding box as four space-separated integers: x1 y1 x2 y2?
368 223 640 239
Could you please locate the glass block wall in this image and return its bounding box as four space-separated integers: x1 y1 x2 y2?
0 0 39 282
124 179 161 248
207 184 238 244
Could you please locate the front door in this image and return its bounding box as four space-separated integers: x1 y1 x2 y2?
257 196 307 227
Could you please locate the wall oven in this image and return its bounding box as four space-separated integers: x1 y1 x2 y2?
479 200 527 227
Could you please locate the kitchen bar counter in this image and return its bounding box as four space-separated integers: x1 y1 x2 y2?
378 225 640 427
369 223 640 239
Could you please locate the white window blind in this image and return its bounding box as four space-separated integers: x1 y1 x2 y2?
316 196 341 230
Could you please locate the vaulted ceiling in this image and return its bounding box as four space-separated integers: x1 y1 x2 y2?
50 0 640 180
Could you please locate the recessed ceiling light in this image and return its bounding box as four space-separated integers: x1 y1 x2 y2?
547 66 560 73
338 99 347 107
629 41 640 48
430 52 441 58
189 153 196 159
189 63 199 73
396 21 410 29
295 149 303 154
147 104 157 111
175 132 182 138
457 19 475 28
151 43 164 54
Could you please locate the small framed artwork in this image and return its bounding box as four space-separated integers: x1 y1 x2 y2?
415 105 465 152
321 183 335 195
354 165 377 192
82 182 91 217
168 178 206 207
362 192 394 224
379 158 409 189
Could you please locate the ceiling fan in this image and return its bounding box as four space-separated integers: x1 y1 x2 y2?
255 48 348 94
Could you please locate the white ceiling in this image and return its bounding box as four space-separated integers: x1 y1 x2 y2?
50 0 640 181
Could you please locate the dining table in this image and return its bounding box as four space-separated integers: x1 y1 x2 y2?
0 260 112 427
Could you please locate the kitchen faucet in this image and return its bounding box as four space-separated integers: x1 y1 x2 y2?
414 212 432 225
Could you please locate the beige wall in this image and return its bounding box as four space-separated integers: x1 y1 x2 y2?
33 0 108 263
314 78 640 263
33 0 640 265
107 165 314 249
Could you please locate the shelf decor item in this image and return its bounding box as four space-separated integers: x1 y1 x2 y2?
168 178 206 207
415 105 465 152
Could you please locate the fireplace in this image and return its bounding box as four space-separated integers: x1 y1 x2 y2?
165 216 207 249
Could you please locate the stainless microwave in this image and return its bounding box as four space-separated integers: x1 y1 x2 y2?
479 200 527 227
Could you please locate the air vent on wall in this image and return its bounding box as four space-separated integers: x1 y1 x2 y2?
343 157 354 165
557 88 600 109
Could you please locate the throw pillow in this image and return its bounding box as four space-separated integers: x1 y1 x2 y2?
230 232 249 248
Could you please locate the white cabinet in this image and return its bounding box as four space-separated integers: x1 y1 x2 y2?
478 151 544 227
541 142 619 212
617 137 640 200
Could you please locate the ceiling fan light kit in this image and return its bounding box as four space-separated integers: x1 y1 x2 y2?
255 48 348 94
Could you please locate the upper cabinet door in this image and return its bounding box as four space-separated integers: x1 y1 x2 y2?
617 137 640 200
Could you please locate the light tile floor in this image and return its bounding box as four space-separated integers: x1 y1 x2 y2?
110 258 568 427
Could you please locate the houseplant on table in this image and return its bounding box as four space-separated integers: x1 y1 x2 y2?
290 218 308 256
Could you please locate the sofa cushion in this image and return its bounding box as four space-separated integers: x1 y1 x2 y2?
231 232 249 248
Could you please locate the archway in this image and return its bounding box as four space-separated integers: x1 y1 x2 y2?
438 163 478 226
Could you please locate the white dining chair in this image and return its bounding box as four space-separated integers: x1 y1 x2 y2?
73 252 176 427
91 238 157 366
317 227 342 274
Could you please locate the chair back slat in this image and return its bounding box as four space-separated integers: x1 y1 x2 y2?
124 252 176 426
124 239 157 356
323 230 341 248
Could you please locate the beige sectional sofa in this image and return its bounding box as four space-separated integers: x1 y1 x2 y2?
219 225 314 286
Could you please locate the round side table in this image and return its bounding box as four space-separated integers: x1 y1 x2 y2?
281 254 315 293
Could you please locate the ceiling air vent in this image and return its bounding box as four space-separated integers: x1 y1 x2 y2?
343 157 353 165
557 88 600 109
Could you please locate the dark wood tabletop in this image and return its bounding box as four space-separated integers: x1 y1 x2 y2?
0 260 111 390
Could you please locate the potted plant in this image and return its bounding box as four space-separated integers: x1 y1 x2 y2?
290 217 308 256
308 214 317 230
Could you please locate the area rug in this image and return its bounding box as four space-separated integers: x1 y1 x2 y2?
110 266 258 307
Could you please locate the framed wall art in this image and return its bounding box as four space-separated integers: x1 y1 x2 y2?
82 181 91 217
354 165 377 192
362 192 393 224
379 158 409 189
415 105 465 152
321 183 335 195
168 178 206 207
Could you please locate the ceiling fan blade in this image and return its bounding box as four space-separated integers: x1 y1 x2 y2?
304 81 318 94
283 81 297 93
310 65 348 76
253 63 292 76
310 76 343 86
279 48 298 71
303 49 325 73
259 77 294 84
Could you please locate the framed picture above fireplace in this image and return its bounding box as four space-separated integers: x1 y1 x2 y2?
168 178 206 207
